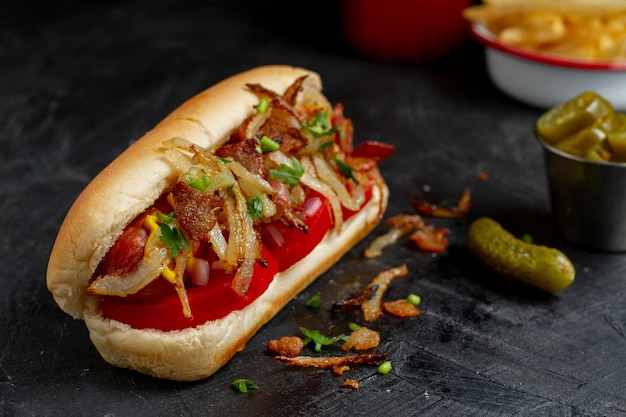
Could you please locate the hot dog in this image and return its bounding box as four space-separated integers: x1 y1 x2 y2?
46 65 391 381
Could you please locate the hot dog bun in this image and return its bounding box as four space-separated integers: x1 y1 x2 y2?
46 65 388 381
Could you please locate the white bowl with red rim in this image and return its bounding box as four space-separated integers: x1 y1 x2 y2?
469 23 626 110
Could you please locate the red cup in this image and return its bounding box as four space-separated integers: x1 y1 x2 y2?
340 0 472 62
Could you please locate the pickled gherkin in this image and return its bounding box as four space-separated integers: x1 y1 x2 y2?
467 217 575 293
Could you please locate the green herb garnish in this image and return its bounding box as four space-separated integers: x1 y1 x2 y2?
303 111 340 138
246 196 263 219
269 156 304 187
156 210 175 224
317 139 334 152
304 294 321 309
157 212 188 258
522 233 534 244
334 154 359 185
232 379 258 393
300 327 348 352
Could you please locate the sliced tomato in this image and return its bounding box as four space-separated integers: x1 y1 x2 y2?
260 191 333 272
100 245 279 331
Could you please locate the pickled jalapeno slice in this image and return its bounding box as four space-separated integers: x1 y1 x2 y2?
608 113 626 162
553 127 606 158
536 91 614 144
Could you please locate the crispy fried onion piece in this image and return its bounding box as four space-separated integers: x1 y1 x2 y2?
334 365 351 376
341 326 380 351
331 286 376 314
382 299 420 318
268 151 348 232
361 264 409 322
411 189 472 218
226 182 259 295
365 213 450 256
282 74 308 106
236 107 271 141
312 154 362 212
246 81 305 124
173 245 193 319
267 336 304 358
408 225 450 254
275 353 388 369
342 379 359 389
363 190 465 259
364 214 424 258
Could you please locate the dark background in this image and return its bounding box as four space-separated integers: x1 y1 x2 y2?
1 1 625 416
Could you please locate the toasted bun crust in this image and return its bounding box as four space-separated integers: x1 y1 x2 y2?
46 65 388 381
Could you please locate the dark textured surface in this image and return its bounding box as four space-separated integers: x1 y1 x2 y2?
1 1 625 416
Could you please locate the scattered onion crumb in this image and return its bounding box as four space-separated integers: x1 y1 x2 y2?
342 379 359 389
383 299 421 318
333 365 351 375
411 189 472 219
341 326 380 351
267 336 304 357
269 263 427 391
361 264 409 322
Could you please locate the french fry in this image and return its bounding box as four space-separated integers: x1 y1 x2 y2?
463 0 626 61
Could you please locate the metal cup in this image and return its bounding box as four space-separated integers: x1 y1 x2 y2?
538 136 626 251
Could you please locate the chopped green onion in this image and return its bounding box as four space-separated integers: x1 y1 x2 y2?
317 140 334 152
300 327 348 352
269 156 304 187
232 378 258 393
522 233 534 244
256 97 269 114
378 361 392 375
258 135 279 153
246 197 263 219
187 174 211 192
303 111 340 138
187 176 205 191
305 294 321 309
407 294 421 306
334 154 359 185
348 322 361 332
